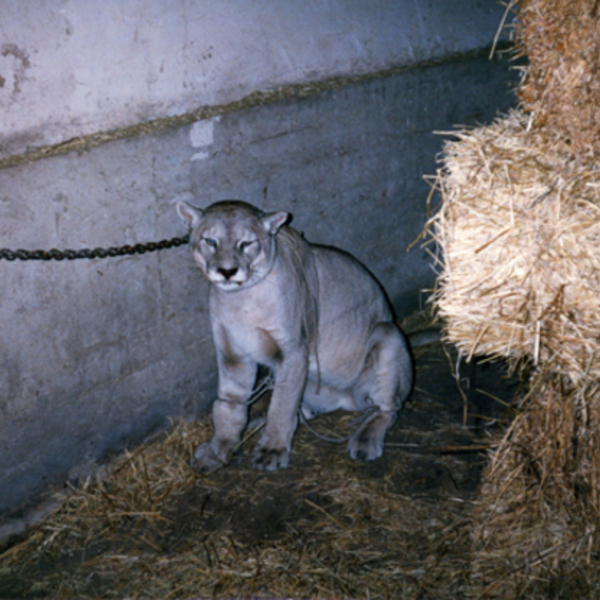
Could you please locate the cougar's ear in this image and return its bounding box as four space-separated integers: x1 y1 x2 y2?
261 210 290 235
176 201 204 229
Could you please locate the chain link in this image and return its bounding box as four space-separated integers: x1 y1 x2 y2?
0 234 190 261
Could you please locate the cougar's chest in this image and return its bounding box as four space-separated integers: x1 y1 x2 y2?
209 282 287 366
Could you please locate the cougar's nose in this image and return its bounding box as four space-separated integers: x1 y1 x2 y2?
217 267 238 280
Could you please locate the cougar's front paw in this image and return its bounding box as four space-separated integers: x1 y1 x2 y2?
252 445 290 471
190 441 227 472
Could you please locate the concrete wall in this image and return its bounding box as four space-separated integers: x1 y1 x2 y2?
0 1 517 521
1 0 507 158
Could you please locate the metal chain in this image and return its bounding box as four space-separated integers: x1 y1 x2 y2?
0 234 190 261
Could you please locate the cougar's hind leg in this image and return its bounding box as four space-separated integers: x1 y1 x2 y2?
348 322 413 461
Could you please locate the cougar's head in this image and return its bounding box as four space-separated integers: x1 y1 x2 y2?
177 200 289 292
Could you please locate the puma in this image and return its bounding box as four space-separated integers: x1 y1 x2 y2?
177 200 413 471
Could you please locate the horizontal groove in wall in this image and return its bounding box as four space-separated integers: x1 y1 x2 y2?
0 43 512 171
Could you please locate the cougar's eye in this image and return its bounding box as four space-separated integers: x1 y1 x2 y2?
203 237 217 248
239 240 255 252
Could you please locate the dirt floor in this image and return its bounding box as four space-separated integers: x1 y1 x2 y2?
0 335 521 599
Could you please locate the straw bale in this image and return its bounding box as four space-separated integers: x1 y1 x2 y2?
430 109 600 386
515 0 600 159
469 373 600 598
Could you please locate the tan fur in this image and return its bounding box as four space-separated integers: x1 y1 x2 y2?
177 200 413 471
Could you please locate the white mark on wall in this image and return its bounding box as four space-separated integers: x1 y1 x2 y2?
0 43 31 101
190 117 220 161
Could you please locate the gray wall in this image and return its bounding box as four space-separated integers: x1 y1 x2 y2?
1 0 507 157
0 1 516 520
